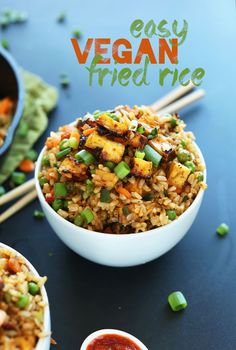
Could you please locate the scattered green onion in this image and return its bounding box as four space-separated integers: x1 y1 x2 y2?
114 161 130 179
109 113 119 122
69 136 79 149
0 186 6 197
75 150 96 165
11 172 26 185
81 208 94 224
28 282 40 296
143 193 154 201
60 74 70 88
72 28 82 38
135 150 145 159
180 140 187 148
74 214 84 226
54 183 67 198
56 12 66 23
166 210 177 221
42 156 50 166
177 150 192 163
163 189 168 197
197 173 204 182
137 126 145 134
168 291 187 312
147 127 158 140
17 295 29 309
122 207 129 216
25 149 38 161
93 110 104 119
63 200 69 211
184 161 196 173
1 39 9 50
216 223 229 236
56 147 71 159
60 139 70 150
170 117 178 128
85 179 94 195
144 144 162 167
105 161 116 170
39 176 47 187
100 189 111 203
33 210 45 219
52 199 64 211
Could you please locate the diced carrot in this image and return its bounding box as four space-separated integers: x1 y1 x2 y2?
8 258 21 273
0 97 13 114
19 159 35 173
70 130 80 143
45 190 54 204
117 187 131 199
46 137 60 149
46 168 58 181
83 127 97 136
50 338 57 345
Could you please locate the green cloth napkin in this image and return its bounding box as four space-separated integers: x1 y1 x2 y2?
0 69 58 184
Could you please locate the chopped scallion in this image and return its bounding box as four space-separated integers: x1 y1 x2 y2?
75 150 96 165
144 144 162 167
100 189 111 203
81 208 94 224
114 161 130 179
168 291 187 312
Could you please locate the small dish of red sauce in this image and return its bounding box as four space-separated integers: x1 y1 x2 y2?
86 333 141 350
81 329 148 350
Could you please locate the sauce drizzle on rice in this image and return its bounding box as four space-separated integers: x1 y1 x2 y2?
39 105 207 234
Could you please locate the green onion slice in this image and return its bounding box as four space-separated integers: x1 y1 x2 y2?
168 291 188 312
144 145 162 167
114 161 130 179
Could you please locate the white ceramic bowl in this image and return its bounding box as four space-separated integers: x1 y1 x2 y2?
0 243 51 350
35 141 206 267
80 329 148 350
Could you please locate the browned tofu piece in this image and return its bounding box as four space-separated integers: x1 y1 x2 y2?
128 131 147 149
85 131 107 149
58 157 87 180
101 142 125 163
131 158 153 178
92 169 118 188
85 131 125 163
149 137 176 161
168 161 191 190
96 114 128 135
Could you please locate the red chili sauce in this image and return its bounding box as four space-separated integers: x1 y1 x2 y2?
86 333 142 350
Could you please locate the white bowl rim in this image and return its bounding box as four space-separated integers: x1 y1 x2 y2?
80 328 148 350
35 127 207 239
0 242 51 349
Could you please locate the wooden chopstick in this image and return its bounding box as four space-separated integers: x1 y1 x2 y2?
150 82 195 112
0 178 35 206
0 189 37 224
156 89 205 115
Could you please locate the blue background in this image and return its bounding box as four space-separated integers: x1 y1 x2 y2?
0 0 236 349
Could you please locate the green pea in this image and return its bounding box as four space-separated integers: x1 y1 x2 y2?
42 156 50 166
17 295 29 308
39 176 47 187
166 210 177 220
28 282 40 296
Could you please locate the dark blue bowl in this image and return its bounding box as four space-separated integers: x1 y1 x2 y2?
0 47 24 157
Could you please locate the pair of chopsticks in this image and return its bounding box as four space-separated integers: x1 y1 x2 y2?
0 83 205 224
0 179 36 224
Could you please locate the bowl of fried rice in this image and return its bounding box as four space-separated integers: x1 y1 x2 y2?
35 105 207 267
0 243 51 349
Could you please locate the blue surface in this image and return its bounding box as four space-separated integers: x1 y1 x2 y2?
0 1 236 349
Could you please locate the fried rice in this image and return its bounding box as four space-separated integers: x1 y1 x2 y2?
38 105 207 234
0 247 47 350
